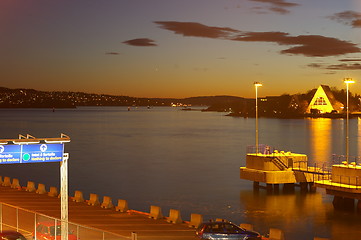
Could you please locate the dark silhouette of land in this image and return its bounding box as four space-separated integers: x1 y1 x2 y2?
0 86 360 118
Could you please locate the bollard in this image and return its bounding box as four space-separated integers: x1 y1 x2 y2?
149 205 163 219
72 190 85 202
87 193 100 206
25 181 36 192
36 183 47 194
48 187 58 197
131 232 137 240
189 213 203 228
167 209 182 224
101 196 114 209
11 178 21 189
2 177 11 187
115 199 129 212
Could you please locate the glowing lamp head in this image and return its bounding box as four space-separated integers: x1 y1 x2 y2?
344 78 355 84
254 82 262 87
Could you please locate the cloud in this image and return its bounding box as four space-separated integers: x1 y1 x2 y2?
155 21 361 57
328 11 361 28
339 58 361 62
308 62 361 70
154 21 240 39
249 0 299 14
123 38 157 46
105 52 120 55
233 32 361 57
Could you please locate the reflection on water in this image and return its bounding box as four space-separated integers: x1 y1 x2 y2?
309 118 332 165
240 189 331 239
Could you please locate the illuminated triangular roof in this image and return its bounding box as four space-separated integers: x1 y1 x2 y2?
306 85 343 113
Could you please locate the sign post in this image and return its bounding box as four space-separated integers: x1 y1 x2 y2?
61 153 69 240
0 134 70 240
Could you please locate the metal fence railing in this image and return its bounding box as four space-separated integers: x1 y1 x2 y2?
246 144 275 155
331 154 361 165
0 202 129 240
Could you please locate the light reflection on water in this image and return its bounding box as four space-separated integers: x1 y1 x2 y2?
0 107 361 239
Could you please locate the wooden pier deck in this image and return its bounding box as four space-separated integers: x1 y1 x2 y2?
0 185 197 240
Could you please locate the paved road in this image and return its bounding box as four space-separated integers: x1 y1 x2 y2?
0 185 197 240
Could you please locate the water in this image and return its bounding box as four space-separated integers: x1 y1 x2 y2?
0 107 361 240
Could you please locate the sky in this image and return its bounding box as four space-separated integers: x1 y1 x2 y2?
1 0 361 98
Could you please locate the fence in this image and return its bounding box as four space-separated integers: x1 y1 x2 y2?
0 202 128 240
331 154 361 165
246 144 275 154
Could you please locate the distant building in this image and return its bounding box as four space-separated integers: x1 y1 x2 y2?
306 85 344 114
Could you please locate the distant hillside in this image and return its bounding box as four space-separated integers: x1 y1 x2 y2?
0 87 244 108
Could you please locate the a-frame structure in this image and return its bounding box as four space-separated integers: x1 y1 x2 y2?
306 85 343 113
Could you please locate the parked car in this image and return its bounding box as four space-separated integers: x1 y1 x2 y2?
196 221 262 240
0 231 27 240
33 221 77 240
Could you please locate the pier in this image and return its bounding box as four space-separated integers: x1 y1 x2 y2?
0 178 197 240
314 162 361 211
240 151 330 191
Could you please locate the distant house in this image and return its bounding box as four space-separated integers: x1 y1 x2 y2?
306 85 344 114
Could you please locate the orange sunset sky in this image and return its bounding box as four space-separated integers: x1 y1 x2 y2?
1 0 361 98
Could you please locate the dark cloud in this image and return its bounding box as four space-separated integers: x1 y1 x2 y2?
269 7 290 14
154 21 360 57
123 38 157 47
234 31 355 58
154 21 240 39
308 62 361 70
251 0 298 7
328 11 361 28
339 58 361 62
249 0 299 14
105 52 120 55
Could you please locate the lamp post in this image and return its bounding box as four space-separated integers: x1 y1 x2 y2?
254 82 262 154
344 78 355 164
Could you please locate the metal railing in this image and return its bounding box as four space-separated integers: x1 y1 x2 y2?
0 202 129 240
246 144 275 155
332 154 361 165
291 162 332 182
317 174 361 190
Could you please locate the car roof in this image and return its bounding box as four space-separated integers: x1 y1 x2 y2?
0 231 24 236
202 221 233 224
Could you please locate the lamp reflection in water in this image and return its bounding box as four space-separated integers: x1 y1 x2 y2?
309 118 332 165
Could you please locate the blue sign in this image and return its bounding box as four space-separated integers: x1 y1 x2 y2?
0 144 64 164
0 145 21 164
22 144 64 163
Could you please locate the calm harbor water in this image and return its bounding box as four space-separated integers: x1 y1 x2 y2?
1 106 361 240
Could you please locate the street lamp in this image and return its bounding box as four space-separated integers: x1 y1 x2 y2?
344 78 355 164
254 82 262 154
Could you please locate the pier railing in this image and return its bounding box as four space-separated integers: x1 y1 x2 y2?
246 144 275 154
0 202 128 240
292 161 332 181
331 154 361 165
317 174 361 190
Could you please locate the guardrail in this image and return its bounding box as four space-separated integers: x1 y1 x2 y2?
319 175 361 190
0 202 128 240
